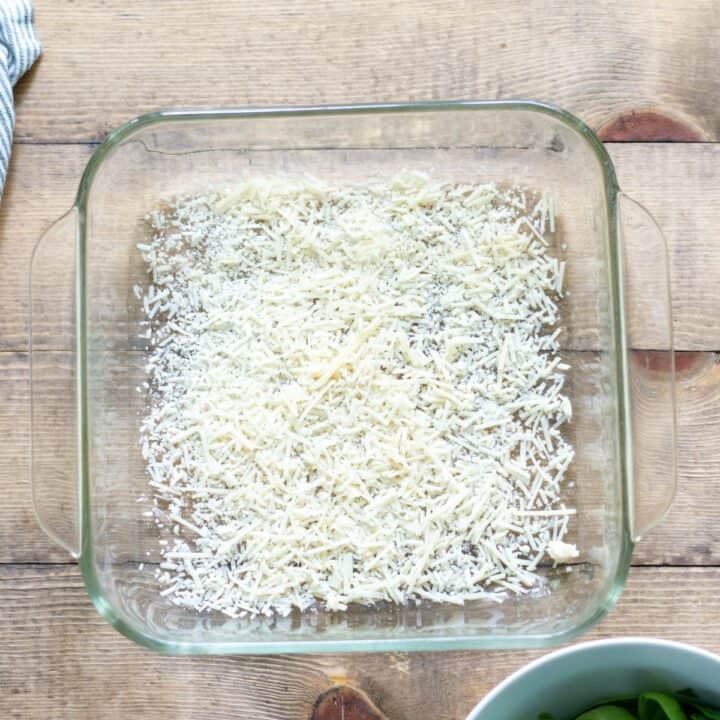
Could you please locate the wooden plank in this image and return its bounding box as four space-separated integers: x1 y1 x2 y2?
6 142 720 352
1 564 718 720
0 143 92 351
0 352 66 563
3 346 720 565
607 144 720 352
632 350 720 564
16 1 720 143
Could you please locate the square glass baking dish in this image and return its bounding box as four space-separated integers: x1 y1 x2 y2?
29 101 676 654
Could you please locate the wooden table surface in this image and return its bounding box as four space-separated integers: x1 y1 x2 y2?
2 2 720 718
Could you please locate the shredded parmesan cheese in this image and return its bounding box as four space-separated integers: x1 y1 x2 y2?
138 172 575 618
547 540 580 564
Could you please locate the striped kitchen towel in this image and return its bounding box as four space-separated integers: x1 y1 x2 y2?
0 0 40 195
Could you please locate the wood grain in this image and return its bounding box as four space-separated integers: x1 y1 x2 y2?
0 143 92 351
312 687 388 720
5 142 720 352
598 110 705 142
1 564 718 720
606 143 720 352
14 1 720 144
0 352 66 563
632 350 720 564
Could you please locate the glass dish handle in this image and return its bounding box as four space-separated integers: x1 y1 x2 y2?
618 193 677 542
29 208 81 558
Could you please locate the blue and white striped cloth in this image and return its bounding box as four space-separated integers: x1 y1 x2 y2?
0 0 40 194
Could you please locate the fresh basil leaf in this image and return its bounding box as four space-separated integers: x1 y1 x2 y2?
673 694 720 718
584 697 639 714
576 706 639 720
537 713 555 720
690 707 720 720
638 692 687 720
668 693 720 720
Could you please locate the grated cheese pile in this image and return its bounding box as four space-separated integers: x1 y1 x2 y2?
137 172 575 618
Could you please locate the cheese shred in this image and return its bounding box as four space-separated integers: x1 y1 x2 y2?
138 172 575 618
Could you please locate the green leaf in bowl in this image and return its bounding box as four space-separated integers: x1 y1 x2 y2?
638 693 687 720
584 696 640 714
671 695 720 720
576 706 639 720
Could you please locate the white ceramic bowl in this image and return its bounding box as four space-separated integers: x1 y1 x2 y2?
467 638 720 720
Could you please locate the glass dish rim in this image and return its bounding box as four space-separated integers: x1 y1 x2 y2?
74 99 632 654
